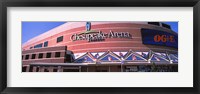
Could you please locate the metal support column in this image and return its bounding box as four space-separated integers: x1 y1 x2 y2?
79 66 81 72
108 66 111 72
87 67 88 72
121 64 123 72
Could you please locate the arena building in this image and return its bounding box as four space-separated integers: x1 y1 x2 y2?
22 22 178 72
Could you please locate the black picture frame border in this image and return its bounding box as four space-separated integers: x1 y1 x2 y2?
0 0 199 94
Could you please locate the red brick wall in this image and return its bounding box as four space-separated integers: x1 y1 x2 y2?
22 46 66 65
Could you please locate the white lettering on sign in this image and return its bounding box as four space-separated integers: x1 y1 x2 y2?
71 30 132 42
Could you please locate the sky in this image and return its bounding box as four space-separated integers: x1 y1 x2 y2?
163 22 178 33
22 22 66 44
22 22 178 44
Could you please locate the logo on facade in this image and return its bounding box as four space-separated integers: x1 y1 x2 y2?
71 30 132 42
154 35 175 43
70 22 133 42
86 22 91 31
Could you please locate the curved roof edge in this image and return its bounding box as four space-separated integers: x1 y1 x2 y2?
22 22 149 47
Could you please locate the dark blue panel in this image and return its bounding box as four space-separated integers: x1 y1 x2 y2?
169 55 178 62
44 41 48 47
76 55 93 63
126 54 144 60
34 43 43 48
101 55 119 61
141 28 178 48
94 53 99 59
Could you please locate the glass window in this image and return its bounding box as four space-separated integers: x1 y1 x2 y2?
25 55 29 60
57 36 63 43
55 52 61 57
22 55 24 60
34 43 43 48
36 67 40 72
38 53 43 58
31 54 36 59
46 52 51 58
53 69 57 72
44 41 48 47
44 69 49 72
22 66 27 72
65 54 72 62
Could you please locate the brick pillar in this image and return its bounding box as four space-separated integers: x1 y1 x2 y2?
49 67 54 72
58 66 62 72
40 66 45 72
32 66 37 72
79 66 81 72
26 66 30 72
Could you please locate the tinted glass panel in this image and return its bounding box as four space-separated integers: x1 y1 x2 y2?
36 67 40 72
44 41 48 47
22 66 27 72
55 52 61 57
44 69 49 72
46 53 51 58
31 54 36 59
38 53 43 58
25 55 29 60
57 36 63 43
53 69 57 72
65 54 71 62
34 43 43 48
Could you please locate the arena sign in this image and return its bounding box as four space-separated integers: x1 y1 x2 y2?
141 28 178 48
71 22 132 42
71 30 132 42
